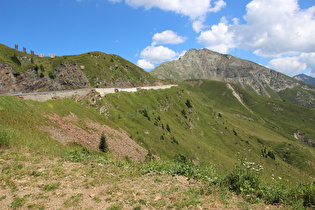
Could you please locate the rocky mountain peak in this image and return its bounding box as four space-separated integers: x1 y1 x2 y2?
150 48 315 108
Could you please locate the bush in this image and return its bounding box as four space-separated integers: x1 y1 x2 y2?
40 64 45 72
226 165 261 195
295 182 315 207
49 72 56 79
260 184 289 204
11 54 21 66
267 150 276 160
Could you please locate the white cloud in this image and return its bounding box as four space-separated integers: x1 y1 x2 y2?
152 30 186 45
197 18 235 54
208 0 226 12
268 53 315 76
137 59 154 69
140 45 179 63
300 53 315 74
197 0 315 56
124 0 215 19
192 16 207 33
239 0 315 57
268 57 306 76
138 45 179 69
195 0 315 76
107 0 226 39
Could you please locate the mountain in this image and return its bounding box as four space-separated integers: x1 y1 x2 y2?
293 74 315 86
150 48 315 108
0 43 159 93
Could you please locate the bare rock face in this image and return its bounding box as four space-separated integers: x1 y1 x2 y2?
52 63 89 90
0 62 89 93
151 48 315 107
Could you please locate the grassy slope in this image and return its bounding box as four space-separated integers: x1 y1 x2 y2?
0 80 314 208
0 43 156 87
104 80 315 184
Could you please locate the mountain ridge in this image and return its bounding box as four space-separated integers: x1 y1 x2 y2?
293 73 315 86
150 48 315 108
0 43 160 93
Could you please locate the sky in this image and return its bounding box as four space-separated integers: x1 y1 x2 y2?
0 0 315 77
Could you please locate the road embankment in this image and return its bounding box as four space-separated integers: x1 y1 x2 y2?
2 85 177 102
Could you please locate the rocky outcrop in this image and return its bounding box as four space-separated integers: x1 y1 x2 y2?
0 62 89 93
294 132 315 148
151 48 315 107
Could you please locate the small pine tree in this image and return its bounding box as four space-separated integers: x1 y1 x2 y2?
166 124 171 133
185 99 193 108
99 132 108 153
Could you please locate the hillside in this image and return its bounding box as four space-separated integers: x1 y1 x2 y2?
1 80 314 208
0 43 158 93
150 48 315 108
294 74 315 86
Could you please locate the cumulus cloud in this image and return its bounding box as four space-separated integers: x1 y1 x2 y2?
123 0 212 19
137 45 179 69
197 18 235 54
137 30 186 69
106 0 227 33
208 0 226 12
140 45 178 63
268 53 315 76
137 59 154 69
152 30 186 45
198 0 315 57
192 16 207 33
240 0 315 57
109 0 225 31
268 57 306 76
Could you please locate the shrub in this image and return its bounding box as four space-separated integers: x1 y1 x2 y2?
40 64 45 72
49 72 56 79
267 150 276 160
226 165 261 195
166 124 171 133
185 99 193 108
260 184 288 204
99 132 108 153
11 54 21 66
296 182 315 207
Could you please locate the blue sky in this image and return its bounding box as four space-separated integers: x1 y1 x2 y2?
0 0 314 77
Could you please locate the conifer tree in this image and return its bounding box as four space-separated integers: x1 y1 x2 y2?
99 132 108 153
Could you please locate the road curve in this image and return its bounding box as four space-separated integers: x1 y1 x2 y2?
1 85 178 102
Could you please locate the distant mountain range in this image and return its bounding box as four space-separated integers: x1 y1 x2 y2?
293 74 315 86
150 48 315 108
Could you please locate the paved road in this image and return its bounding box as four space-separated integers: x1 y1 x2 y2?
1 85 177 102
